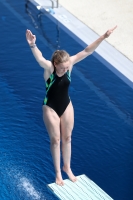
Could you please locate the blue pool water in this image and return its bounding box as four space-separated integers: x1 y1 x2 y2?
0 1 133 200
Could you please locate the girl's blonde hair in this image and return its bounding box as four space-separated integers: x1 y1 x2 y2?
51 50 70 66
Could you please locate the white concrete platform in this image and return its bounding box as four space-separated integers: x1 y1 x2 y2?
59 0 133 63
47 174 113 200
29 0 133 89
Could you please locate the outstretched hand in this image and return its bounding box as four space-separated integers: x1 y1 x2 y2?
26 29 36 45
104 25 117 38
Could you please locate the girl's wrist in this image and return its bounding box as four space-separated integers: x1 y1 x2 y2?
29 43 36 48
100 34 106 40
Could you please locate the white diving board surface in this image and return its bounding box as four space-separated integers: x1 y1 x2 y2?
47 174 113 200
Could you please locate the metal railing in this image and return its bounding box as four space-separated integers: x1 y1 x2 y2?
25 0 60 50
50 0 59 8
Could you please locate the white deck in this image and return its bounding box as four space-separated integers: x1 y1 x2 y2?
47 174 113 200
30 0 133 89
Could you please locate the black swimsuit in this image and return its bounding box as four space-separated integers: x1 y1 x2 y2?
43 69 71 117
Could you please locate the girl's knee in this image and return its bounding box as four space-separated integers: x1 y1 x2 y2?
62 135 71 143
50 137 60 146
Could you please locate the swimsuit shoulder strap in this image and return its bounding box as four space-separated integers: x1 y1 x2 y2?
66 70 71 81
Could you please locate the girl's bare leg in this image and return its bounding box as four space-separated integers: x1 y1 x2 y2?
43 105 64 186
61 102 77 182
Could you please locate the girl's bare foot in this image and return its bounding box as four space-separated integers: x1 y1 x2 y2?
62 166 77 182
55 172 64 186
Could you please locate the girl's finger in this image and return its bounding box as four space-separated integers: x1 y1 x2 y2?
111 25 117 31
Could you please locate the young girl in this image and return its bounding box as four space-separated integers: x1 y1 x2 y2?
26 25 117 186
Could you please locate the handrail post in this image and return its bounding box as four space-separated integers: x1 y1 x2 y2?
57 0 59 8
50 0 54 9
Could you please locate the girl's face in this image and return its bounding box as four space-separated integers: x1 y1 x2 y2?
54 60 70 75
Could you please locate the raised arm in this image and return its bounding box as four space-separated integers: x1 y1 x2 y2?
26 29 52 70
70 26 117 65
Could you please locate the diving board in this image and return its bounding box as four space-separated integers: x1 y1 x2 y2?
47 174 113 200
